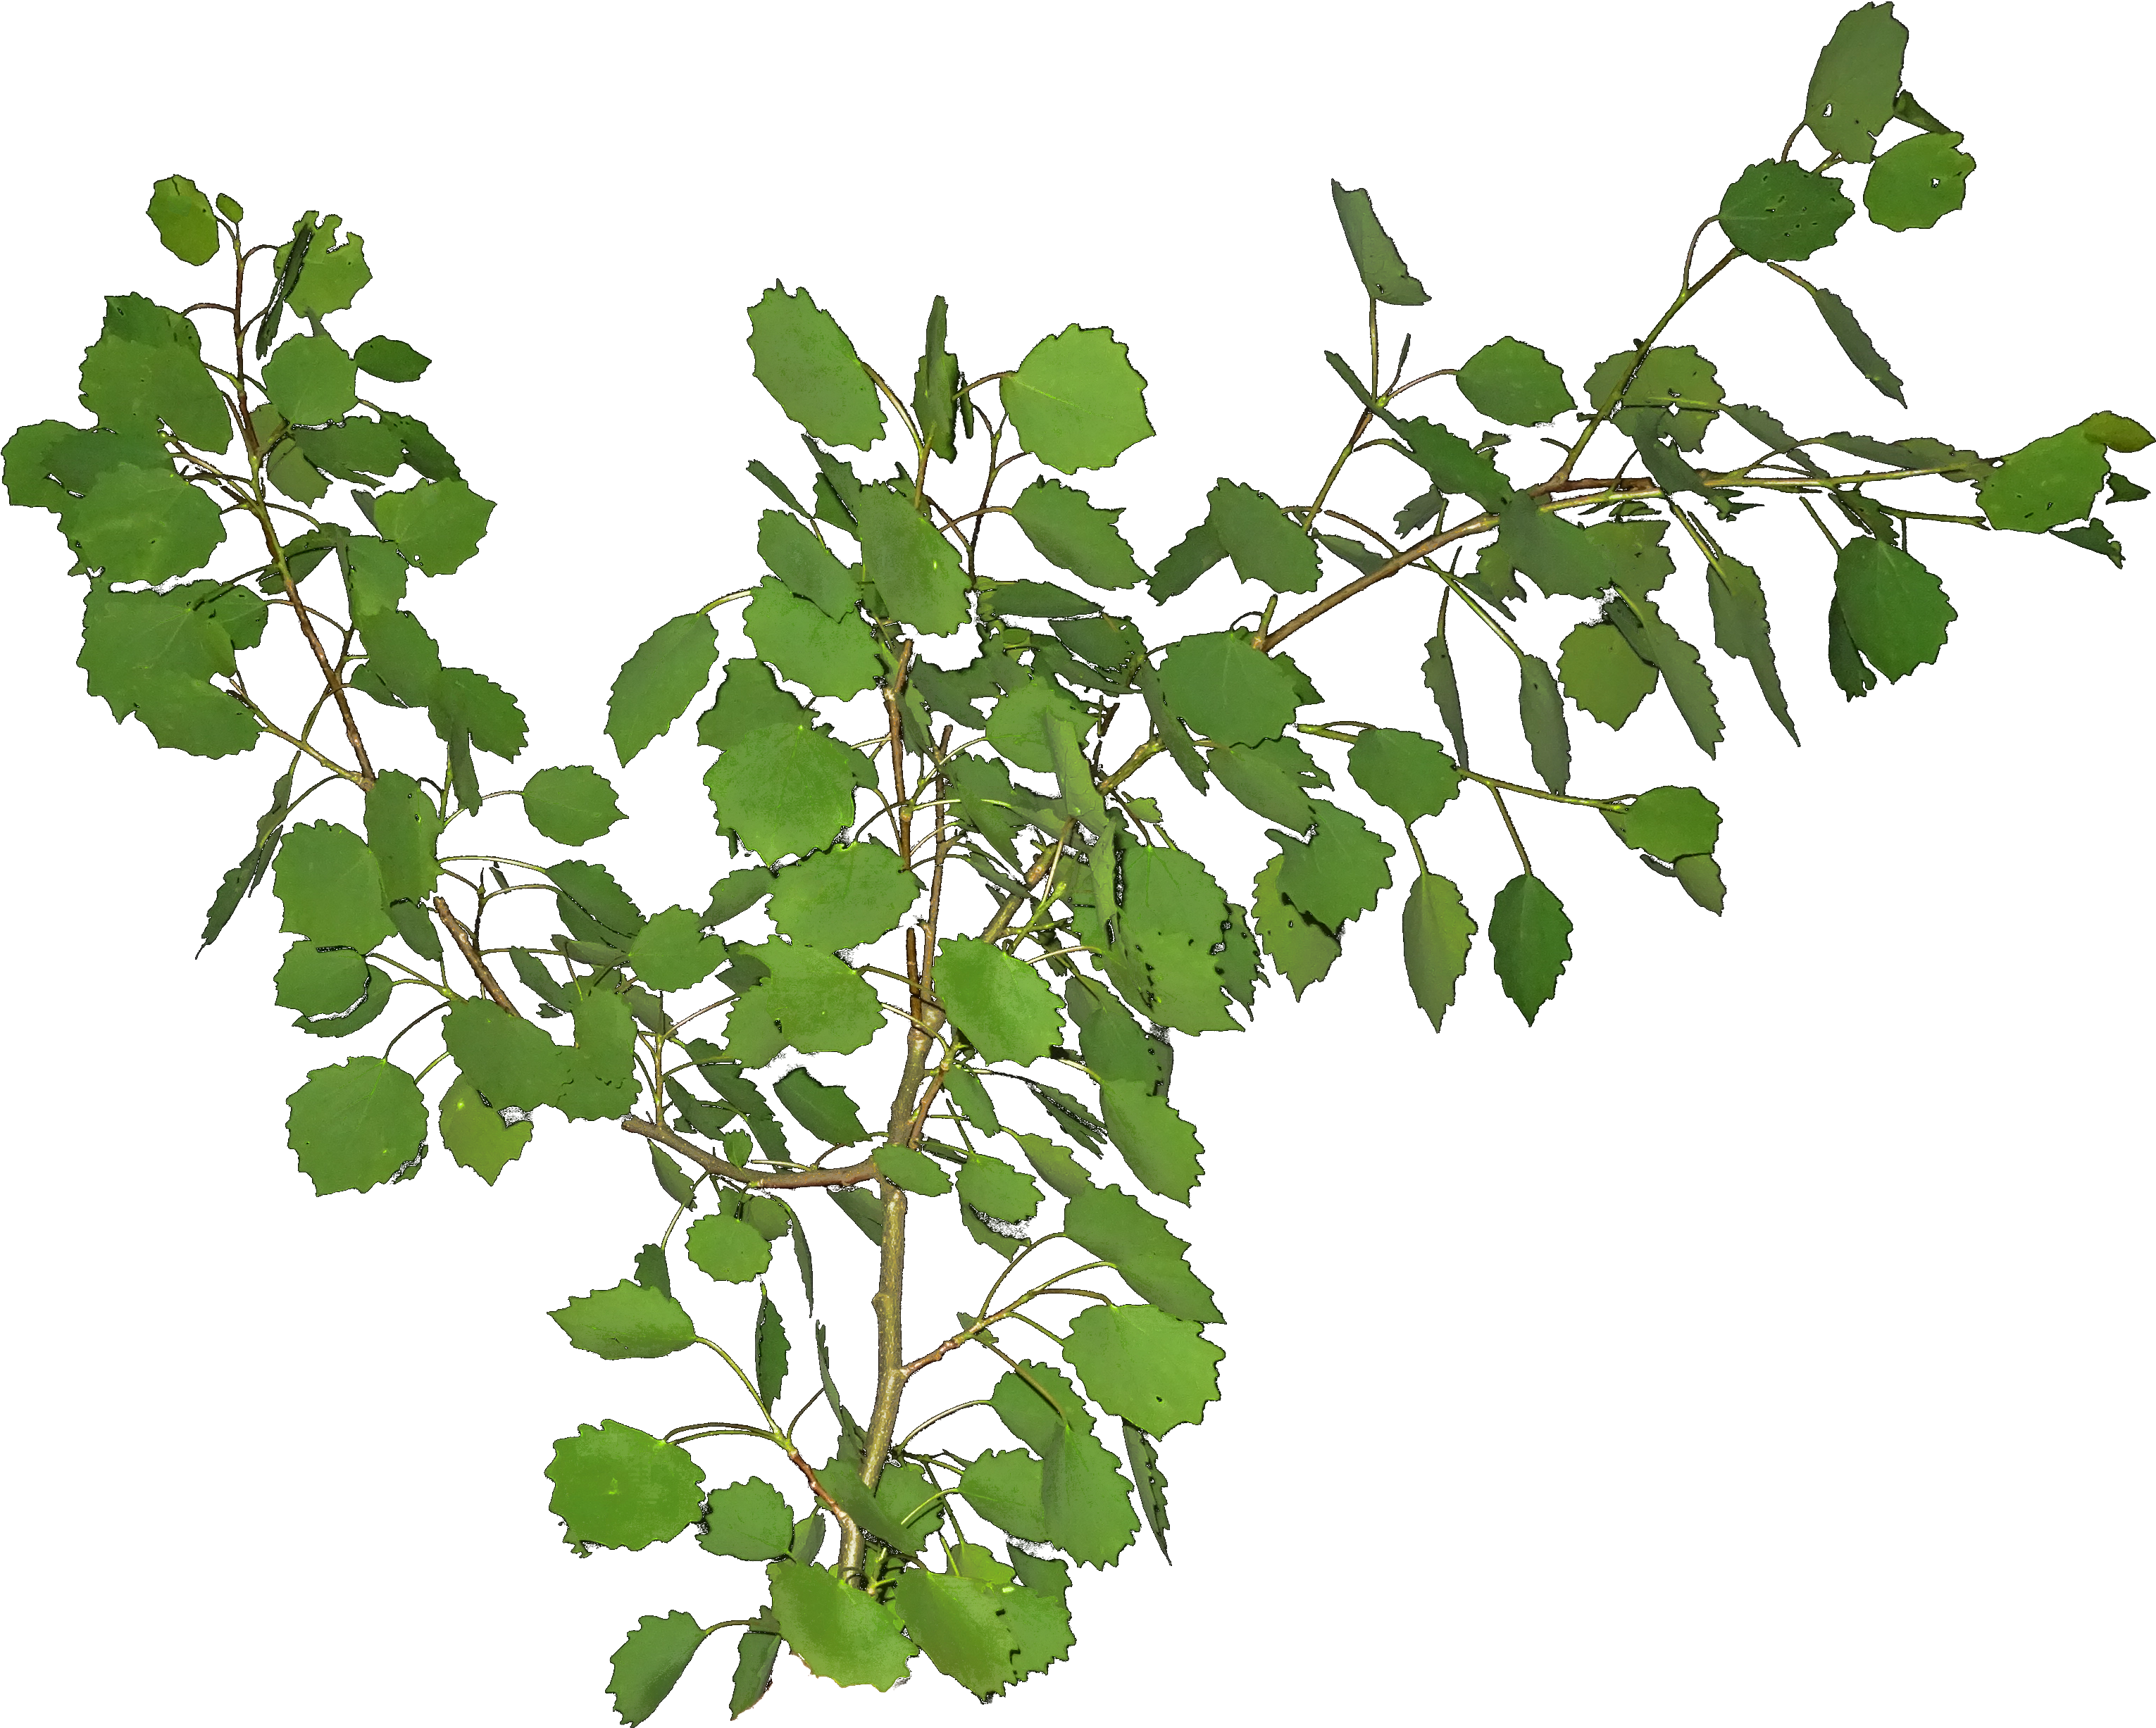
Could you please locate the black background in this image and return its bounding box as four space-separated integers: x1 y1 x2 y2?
16 6 2138 1715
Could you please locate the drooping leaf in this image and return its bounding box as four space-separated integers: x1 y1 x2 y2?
550 859 647 944
372 477 495 575
1833 537 1955 679
550 1279 697 1360
1097 1082 1204 1205
1149 517 1226 601
699 1478 797 1563
728 1617 782 1721
1674 853 1726 914
1702 551 1799 742
1606 596 1724 756
441 996 571 1110
764 841 920 953
362 770 441 903
958 1151 1043 1222
854 482 969 635
1381 413 1515 508
1516 653 1571 794
1811 287 1907 406
1489 873 1573 1025
1040 1422 1140 1567
723 939 883 1057
895 1563 1072 1701
1253 855 1338 998
2054 519 2125 567
1422 620 1471 763
1402 872 1476 1036
1557 621 1658 730
607 613 720 765
755 1291 790 1410
1113 844 1244 1035
1063 1184 1221 1324
428 667 528 760
147 175 219 265
606 1612 711 1727
438 1074 532 1184
1270 800 1393 934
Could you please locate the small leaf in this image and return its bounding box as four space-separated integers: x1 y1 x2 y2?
1402 872 1476 1035
1811 287 1907 406
1675 854 1726 915
1252 858 1338 998
429 667 527 761
2054 519 2125 567
912 294 959 462
875 1140 951 1196
606 1612 711 1727
959 1152 1043 1223
274 941 368 1016
990 1361 1095 1452
1097 1082 1204 1205
1584 345 1724 451
1009 477 1147 589
766 841 921 951
1455 337 1574 426
937 937 1064 1065
1123 1420 1171 1560
999 325 1154 475
1702 552 1800 743
546 1420 706 1550
773 1068 867 1144
1718 161 1855 262
373 477 496 574
1864 130 1976 231
438 1074 532 1184
1204 479 1320 594
747 284 884 451
354 336 431 382
1346 727 1460 824
1421 623 1471 764
1805 1 1908 162
147 175 219 265
1833 537 1955 680
550 1279 697 1360
609 613 720 765
755 1290 790 1409
1328 180 1429 306
685 1214 773 1284
285 1056 426 1196
729 1620 782 1720
700 1478 796 1563
1557 622 1658 730
1607 596 1724 756
766 1561 916 1690
523 765 624 847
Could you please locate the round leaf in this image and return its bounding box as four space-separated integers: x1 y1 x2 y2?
704 722 863 865
354 336 432 382
285 1056 426 1196
957 1152 1042 1224
999 325 1154 475
1345 727 1461 823
684 1213 773 1284
273 820 395 951
766 841 921 951
936 937 1063 1066
373 477 496 575
437 1073 532 1184
1616 786 1722 861
62 463 225 584
628 905 728 991
699 1478 796 1563
1864 131 1975 232
1832 537 1955 680
545 1419 706 1550
147 175 218 265
1455 336 1575 426
521 765 624 846
1060 1302 1224 1436
606 1613 711 1728
1155 632 1307 746
1718 161 1855 263
261 334 360 427
274 941 368 1015
440 996 571 1110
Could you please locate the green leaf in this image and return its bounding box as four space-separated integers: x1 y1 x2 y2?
1833 537 1955 679
1403 872 1476 1034
1617 786 1722 860
1702 552 1800 743
936 937 1063 1065
287 962 392 1039
1345 727 1460 824
912 294 959 462
607 1612 711 1727
685 1214 773 1285
551 1279 696 1360
1864 130 1975 230
1517 653 1570 794
854 482 969 635
1812 287 1907 406
725 939 883 1056
378 411 459 480
1718 161 1855 262
438 1074 532 1184
76 582 251 755
705 723 862 864
1455 337 1574 426
1112 844 1244 1034
945 1066 1004 1137
1000 324 1153 475
261 333 358 427
353 608 440 708
1061 1303 1222 1437
1489 501 1647 602
728 1618 782 1720
429 666 527 760
1607 596 1724 756
1806 1 1908 162
1489 873 1572 1025
1584 345 1724 451
1557 622 1658 730
1977 423 2117 533
273 821 394 950
1063 1184 1221 1324
1204 480 1320 595
747 284 884 451
756 510 856 619
767 1561 914 1689
373 477 496 575
147 175 220 265
293 416 404 484
959 1451 1049 1543
1675 853 1727 915
984 672 1092 775
1122 1420 1171 1560
2055 518 2125 567
274 941 368 1016
1008 1132 1087 1201
990 1361 1094 1452
743 579 880 700
699 658 809 753
1252 854 1339 998
764 841 920 952
354 336 431 382
1328 180 1429 306
895 1565 1072 1701
521 765 623 848
756 1291 790 1412
1150 517 1226 600
612 607 720 763
1379 413 1515 508
1826 596 1879 700
700 1478 796 1563
774 1068 867 1144
571 988 638 1089
1421 623 1471 763
1271 800 1394 933
77 295 231 450
1007 476 1147 590
1097 1082 1204 1205
1064 977 1168 1089
285 1056 426 1196
361 770 440 903
551 859 647 944
651 1146 701 1209
61 463 225 585
1204 736 1323 830
441 996 570 1110
285 220 370 317
1040 1423 1140 1567
547 1420 706 1550
623 906 723 992
958 1151 1042 1223
1157 631 1307 746
875 1139 951 1196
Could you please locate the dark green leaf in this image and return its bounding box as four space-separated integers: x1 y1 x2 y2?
651 1146 701 1208
373 477 494 574
1157 631 1307 746
1040 1423 1140 1567
1252 853 1339 998
362 770 440 903
285 1056 426 1196
261 332 359 426
1557 621 1658 730
990 1360 1094 1452
1328 180 1429 306
757 509 856 619
705 723 863 865
894 1563 1072 1701
1717 161 1855 261
1864 130 1975 231
1606 597 1724 755
999 325 1153 475
1402 872 1476 1035
1346 726 1461 823
1149 517 1226 601
353 607 440 708
911 294 959 462
701 1478 796 1563
755 1291 790 1410
1806 0 1908 161
855 482 968 635
1700 549 1800 741
378 411 459 481
698 658 811 751
1208 735 1326 829
1421 620 1471 764
765 841 920 952
1456 337 1574 426
1272 799 1394 933
1122 1420 1171 1560
522 765 623 848
937 937 1063 1065
1097 1082 1203 1204
1064 976 1168 1088
1204 480 1320 594
354 336 431 382
1489 873 1572 1025
289 963 392 1039
609 613 720 765
1616 786 1721 860
1517 653 1570 794
428 666 526 760
292 416 404 483
1010 477 1146 590
1833 537 1955 679
774 1068 867 1145
275 940 367 1016
547 1420 706 1550
983 672 1091 774
747 284 884 450
550 858 647 944
959 1151 1043 1222
78 294 231 450
1811 287 1907 406
147 175 219 265
76 582 254 758
1675 853 1726 915
1128 657 1209 791
61 463 225 584
685 1214 773 1284
273 820 394 950
439 1075 532 1184
2054 518 2125 567
1381 414 1514 509
728 1618 781 1721
876 1139 951 1196
607 1612 711 1727
1826 596 1879 699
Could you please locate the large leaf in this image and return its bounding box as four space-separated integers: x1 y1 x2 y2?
76 582 254 757
1062 1184 1222 1324
261 333 359 427
1832 537 1955 680
705 722 862 864
1328 180 1429 305
1205 479 1320 594
273 820 394 950
78 294 231 450
1615 786 1721 861
1040 1424 1140 1567
747 284 885 450
699 1478 796 1563
550 1279 697 1360
854 482 968 635
609 612 720 764
1455 336 1574 426
765 840 919 951
1156 630 1307 746
1402 872 1476 1035
1345 727 1459 824
373 477 494 575
1557 621 1658 730
1489 873 1572 1025
959 1450 1049 1543
1009 477 1146 590
937 937 1062 1065
275 942 368 1017
1976 420 2124 533
699 657 811 750
766 1562 915 1690
546 1420 706 1550
285 1056 426 1196
1061 1303 1223 1437
606 1613 711 1727
1114 844 1242 1035
1270 800 1393 933
1864 130 1976 231
62 463 225 585
441 996 571 1110
999 324 1153 475
894 1565 1072 1701
723 939 883 1057
758 509 858 618
743 579 880 699
1806 1 1908 161
438 1075 532 1184
1097 1082 1204 1204
1718 161 1855 262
